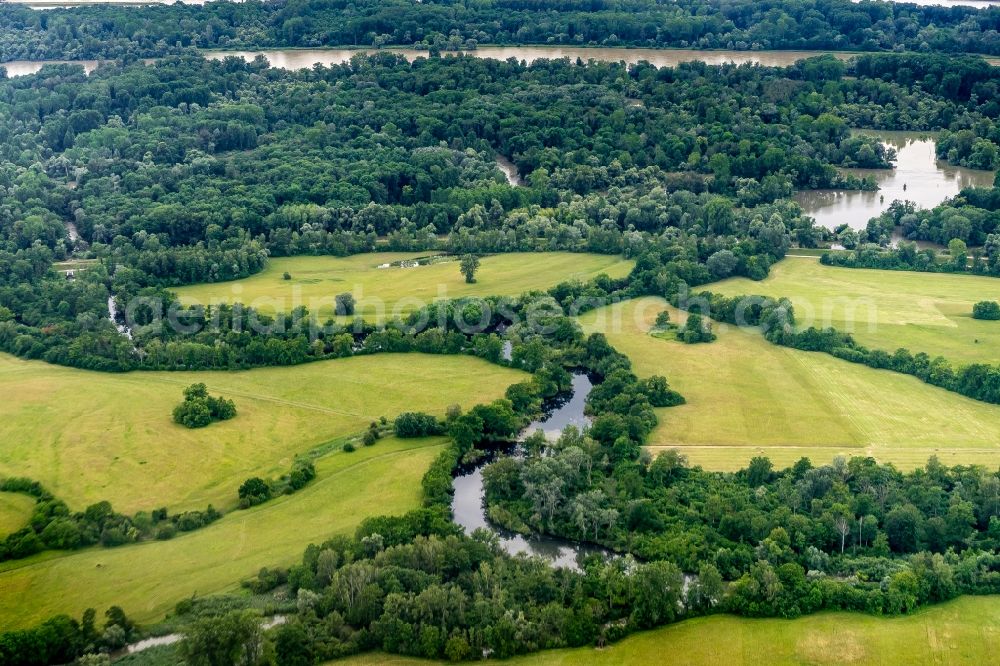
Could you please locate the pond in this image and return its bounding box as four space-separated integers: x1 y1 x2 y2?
795 130 996 231
450 372 614 571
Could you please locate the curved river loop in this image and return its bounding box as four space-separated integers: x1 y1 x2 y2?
450 372 616 571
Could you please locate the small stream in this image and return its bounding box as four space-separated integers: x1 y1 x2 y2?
107 295 134 340
495 155 523 187
65 220 80 243
450 372 614 570
123 615 286 655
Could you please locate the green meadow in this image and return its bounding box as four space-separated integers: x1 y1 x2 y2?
172 252 635 320
712 256 1000 365
579 297 1000 471
0 492 34 537
339 595 1000 666
0 436 445 629
0 352 523 514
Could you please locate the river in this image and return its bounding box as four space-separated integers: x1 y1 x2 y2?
2 59 101 77
11 0 1000 8
2 48 839 78
122 615 285 656
6 46 1000 78
1 57 158 77
107 296 134 340
795 130 996 230
204 46 864 70
450 372 615 571
495 155 522 187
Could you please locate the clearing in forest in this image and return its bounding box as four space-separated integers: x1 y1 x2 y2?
0 352 523 513
712 256 1000 366
172 252 635 320
579 297 1000 471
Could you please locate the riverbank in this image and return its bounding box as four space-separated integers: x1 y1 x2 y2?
5 46 1000 78
200 45 1000 70
450 372 613 570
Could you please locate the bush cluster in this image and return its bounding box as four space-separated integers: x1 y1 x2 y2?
172 383 237 429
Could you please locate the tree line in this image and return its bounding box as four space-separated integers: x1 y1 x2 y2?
680 290 1000 408
7 251 1000 664
4 0 1000 62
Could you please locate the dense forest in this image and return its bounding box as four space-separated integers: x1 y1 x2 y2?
3 51 1000 372
5 2 1000 662
3 0 1000 61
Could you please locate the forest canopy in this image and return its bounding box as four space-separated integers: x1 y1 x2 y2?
2 0 1000 62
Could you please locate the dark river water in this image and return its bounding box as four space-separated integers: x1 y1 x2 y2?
450 372 614 570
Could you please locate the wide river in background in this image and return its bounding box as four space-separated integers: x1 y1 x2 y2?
795 131 996 230
12 0 1000 8
202 46 860 70
1 48 824 78
5 45 1000 77
3 53 995 233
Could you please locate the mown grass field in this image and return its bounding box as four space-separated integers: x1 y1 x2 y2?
578 297 1000 471
339 595 1000 666
0 436 445 629
0 352 523 513
172 252 634 320
0 492 34 537
712 256 1000 365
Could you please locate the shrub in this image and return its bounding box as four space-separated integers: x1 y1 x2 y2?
972 300 1000 320
335 292 356 316
172 399 212 428
394 412 444 438
677 313 716 344
287 460 316 491
238 477 272 508
653 310 673 330
156 524 177 540
173 384 237 428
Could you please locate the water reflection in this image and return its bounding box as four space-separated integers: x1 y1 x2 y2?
795 131 995 230
450 372 611 570
522 373 593 440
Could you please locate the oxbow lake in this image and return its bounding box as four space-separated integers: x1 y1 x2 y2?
450 373 613 570
795 130 996 231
